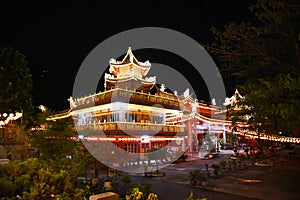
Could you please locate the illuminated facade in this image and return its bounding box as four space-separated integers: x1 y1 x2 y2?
70 48 186 154
48 48 300 156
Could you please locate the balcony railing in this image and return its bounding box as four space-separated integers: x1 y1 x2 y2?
74 88 181 110
74 122 185 134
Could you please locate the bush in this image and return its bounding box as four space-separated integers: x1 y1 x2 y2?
189 170 206 185
185 192 207 200
126 188 158 200
219 160 227 169
0 158 86 199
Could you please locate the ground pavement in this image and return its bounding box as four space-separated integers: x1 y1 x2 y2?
127 148 300 200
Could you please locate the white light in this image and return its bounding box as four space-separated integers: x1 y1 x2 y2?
78 135 84 139
141 135 150 143
212 98 216 106
39 105 47 112
223 97 230 106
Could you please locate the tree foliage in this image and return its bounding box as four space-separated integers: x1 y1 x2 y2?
0 158 84 199
32 117 77 161
207 0 300 136
239 74 300 135
208 0 300 82
0 47 34 124
30 109 99 178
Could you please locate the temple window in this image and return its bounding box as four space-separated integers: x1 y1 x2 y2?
125 113 138 122
110 113 119 122
152 115 163 124
101 115 107 122
124 143 137 153
152 142 163 149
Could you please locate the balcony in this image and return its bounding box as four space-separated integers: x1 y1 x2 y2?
74 88 181 110
74 122 185 136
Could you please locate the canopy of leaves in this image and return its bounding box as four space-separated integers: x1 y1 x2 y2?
30 110 100 178
0 158 84 199
207 0 300 136
238 74 300 135
208 0 300 83
0 47 34 126
31 115 77 160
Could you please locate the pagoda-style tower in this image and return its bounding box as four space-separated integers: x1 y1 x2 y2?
104 47 156 92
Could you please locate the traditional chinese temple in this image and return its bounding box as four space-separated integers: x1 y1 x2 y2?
48 48 300 157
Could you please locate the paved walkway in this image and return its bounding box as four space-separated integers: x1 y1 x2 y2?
127 147 300 200
131 176 260 200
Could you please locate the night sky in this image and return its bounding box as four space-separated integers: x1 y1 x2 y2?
0 0 252 110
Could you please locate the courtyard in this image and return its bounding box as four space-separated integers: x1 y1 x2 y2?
120 147 300 200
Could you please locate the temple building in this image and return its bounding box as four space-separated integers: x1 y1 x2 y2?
47 48 258 156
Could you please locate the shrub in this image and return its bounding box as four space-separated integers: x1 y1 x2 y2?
126 188 158 200
219 160 227 169
189 170 206 185
185 192 207 200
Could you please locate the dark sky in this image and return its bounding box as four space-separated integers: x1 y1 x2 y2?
0 0 252 110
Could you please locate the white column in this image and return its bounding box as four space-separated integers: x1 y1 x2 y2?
188 120 192 153
223 124 227 145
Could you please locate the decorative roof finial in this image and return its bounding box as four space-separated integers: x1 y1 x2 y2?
183 88 190 98
212 98 216 106
160 84 166 92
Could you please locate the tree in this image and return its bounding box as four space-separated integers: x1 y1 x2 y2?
0 158 84 199
0 47 34 125
207 0 300 136
208 0 300 83
30 109 101 179
30 109 78 171
238 74 300 135
126 187 158 200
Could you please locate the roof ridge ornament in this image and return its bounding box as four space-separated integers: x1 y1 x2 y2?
234 89 244 99
128 47 134 63
223 89 245 106
160 83 166 92
183 88 190 98
105 48 155 91
109 47 151 78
